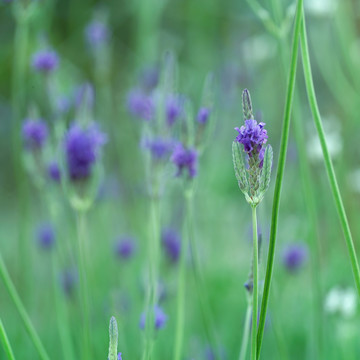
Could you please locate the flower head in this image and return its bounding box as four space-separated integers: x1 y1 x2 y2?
127 89 154 121
144 137 174 161
117 353 122 360
282 243 308 272
31 50 59 73
171 143 198 178
47 161 61 183
114 236 136 260
197 107 211 125
139 305 167 330
235 119 268 165
162 228 181 263
22 119 48 150
36 223 55 250
64 123 107 181
166 95 182 126
85 20 109 47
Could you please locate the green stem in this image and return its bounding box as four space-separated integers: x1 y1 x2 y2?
188 191 220 358
239 299 252 360
251 206 258 360
0 254 50 360
256 0 303 357
0 318 16 360
142 190 160 360
173 186 192 360
299 10 360 296
76 211 91 360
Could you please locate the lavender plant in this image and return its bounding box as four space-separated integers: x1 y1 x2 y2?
108 316 122 360
232 89 272 360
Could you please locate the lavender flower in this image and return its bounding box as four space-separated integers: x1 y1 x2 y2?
117 353 122 360
114 236 136 260
64 123 107 181
282 244 308 272
47 161 61 182
197 107 211 125
36 223 55 250
85 20 109 47
22 119 48 150
31 50 59 73
126 89 154 121
144 137 174 161
139 305 167 330
171 143 198 178
166 95 182 126
162 228 181 263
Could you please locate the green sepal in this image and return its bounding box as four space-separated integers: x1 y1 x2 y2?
242 89 254 120
108 316 118 360
259 145 273 195
232 141 249 194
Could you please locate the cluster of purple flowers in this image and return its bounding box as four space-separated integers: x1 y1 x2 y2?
47 162 61 183
166 95 183 126
235 119 268 166
282 243 308 272
171 143 198 178
197 107 211 125
64 123 107 181
144 137 174 161
139 305 167 331
127 89 154 121
162 228 181 263
31 50 59 73
22 119 48 150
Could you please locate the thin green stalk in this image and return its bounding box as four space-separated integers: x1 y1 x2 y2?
238 301 252 360
76 211 91 360
0 254 50 360
173 185 192 360
142 189 160 360
256 0 303 357
300 10 360 296
188 192 220 359
251 206 258 360
0 318 16 360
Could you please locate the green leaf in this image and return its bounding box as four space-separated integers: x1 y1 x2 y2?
108 316 118 360
242 89 254 120
232 141 249 193
259 145 273 194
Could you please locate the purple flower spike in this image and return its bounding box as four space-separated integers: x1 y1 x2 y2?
47 161 61 182
127 89 154 121
166 95 182 126
85 20 109 47
114 236 136 260
171 143 198 178
64 123 107 181
197 107 211 125
282 243 308 272
36 223 55 250
144 137 174 160
162 228 181 263
139 305 168 331
117 353 122 360
32 50 59 73
22 119 48 150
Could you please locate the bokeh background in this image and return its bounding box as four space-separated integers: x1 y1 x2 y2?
0 0 360 359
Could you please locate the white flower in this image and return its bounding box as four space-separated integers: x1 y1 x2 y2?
324 287 357 318
305 0 337 16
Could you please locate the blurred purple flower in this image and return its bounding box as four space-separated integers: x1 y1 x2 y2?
166 95 182 126
85 20 109 47
197 107 211 125
139 305 167 330
31 50 59 73
47 161 61 182
64 123 107 181
162 228 181 263
36 223 55 250
235 119 268 166
126 89 154 121
144 137 174 160
282 243 308 272
171 143 198 178
114 236 136 260
117 353 122 360
22 119 48 150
